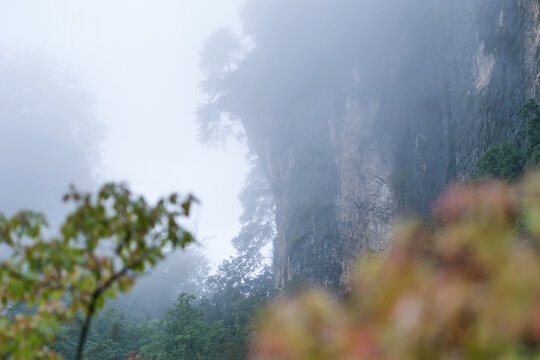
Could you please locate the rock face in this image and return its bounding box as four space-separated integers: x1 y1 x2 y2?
248 0 540 290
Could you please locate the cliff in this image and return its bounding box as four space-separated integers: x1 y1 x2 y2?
202 0 540 290
266 0 538 290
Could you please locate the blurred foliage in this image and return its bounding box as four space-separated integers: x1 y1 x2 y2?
476 100 540 180
252 172 540 359
0 183 195 359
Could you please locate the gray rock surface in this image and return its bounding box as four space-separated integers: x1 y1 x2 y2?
246 0 539 290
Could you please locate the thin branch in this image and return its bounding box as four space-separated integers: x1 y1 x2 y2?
74 256 142 360
74 246 159 360
188 344 200 360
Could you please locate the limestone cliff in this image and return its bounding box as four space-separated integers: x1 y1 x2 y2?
211 0 540 290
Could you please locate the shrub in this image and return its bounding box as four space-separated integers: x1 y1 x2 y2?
475 100 540 180
252 173 540 359
520 99 540 156
475 141 524 180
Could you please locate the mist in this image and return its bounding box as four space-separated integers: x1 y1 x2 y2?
0 0 254 319
0 52 99 225
1 0 538 358
0 0 248 263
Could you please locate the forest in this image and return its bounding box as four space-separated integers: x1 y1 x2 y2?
1 0 540 359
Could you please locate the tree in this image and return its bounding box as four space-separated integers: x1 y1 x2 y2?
197 27 244 146
0 183 196 359
475 141 524 181
140 294 227 360
53 307 148 360
232 162 276 264
520 99 540 166
199 256 274 359
111 249 210 319
199 27 243 81
476 100 540 180
195 161 276 359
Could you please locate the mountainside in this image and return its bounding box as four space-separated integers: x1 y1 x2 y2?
201 0 540 290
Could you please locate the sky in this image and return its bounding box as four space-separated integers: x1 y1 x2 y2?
0 0 248 266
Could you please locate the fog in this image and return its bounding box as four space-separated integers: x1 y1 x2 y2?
0 0 437 315
0 1 247 265
3 0 536 357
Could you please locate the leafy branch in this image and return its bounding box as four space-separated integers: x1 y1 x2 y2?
0 183 197 359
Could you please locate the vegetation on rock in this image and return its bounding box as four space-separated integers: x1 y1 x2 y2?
476 100 540 180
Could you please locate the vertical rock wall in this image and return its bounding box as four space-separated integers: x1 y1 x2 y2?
258 0 539 290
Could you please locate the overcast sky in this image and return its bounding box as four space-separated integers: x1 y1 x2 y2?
0 0 248 266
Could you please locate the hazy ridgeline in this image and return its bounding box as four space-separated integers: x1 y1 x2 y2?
0 53 101 227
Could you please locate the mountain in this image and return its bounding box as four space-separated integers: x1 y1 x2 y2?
200 0 540 290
